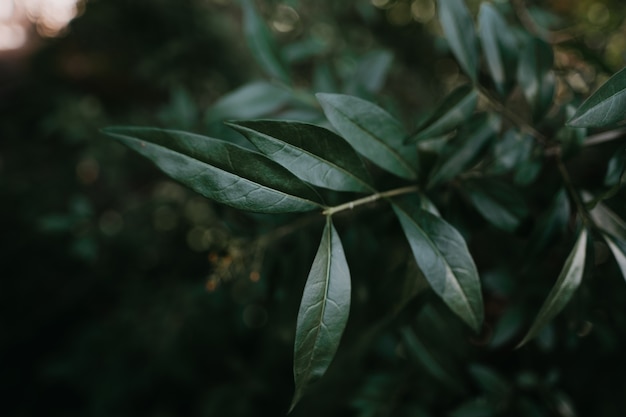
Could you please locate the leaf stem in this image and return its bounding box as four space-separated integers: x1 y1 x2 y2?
322 185 419 216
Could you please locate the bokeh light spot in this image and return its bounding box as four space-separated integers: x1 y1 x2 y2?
411 0 435 23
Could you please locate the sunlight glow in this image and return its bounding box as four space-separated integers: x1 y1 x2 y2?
0 0 82 51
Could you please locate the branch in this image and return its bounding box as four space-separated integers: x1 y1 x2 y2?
322 185 420 216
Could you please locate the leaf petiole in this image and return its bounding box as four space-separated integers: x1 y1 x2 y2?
322 185 419 216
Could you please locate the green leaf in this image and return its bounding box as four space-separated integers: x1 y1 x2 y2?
428 113 501 188
488 129 534 175
317 93 418 180
517 37 555 122
464 178 529 232
102 127 323 213
437 0 478 83
604 147 626 187
588 198 626 281
345 50 394 95
517 228 588 348
393 202 484 332
526 189 570 259
291 217 351 411
205 81 292 124
226 120 375 192
478 4 517 96
568 67 626 127
241 0 290 83
408 85 478 143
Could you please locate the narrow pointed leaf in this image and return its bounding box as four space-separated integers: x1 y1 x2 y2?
437 0 478 82
408 85 478 143
205 81 291 124
479 4 517 96
464 178 529 232
241 0 290 83
102 127 323 213
291 217 351 411
227 120 375 192
588 198 626 281
393 202 484 332
517 228 588 348
517 37 555 122
428 113 500 188
568 67 626 127
317 93 418 180
345 49 394 95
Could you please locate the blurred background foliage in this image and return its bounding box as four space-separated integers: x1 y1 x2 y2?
2 0 626 416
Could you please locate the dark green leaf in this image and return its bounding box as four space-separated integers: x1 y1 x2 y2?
102 127 323 213
437 0 478 82
478 4 517 96
205 81 291 124
317 93 418 180
604 147 626 187
517 228 588 348
226 120 375 192
468 364 511 399
393 202 484 332
408 85 478 143
428 113 501 188
588 198 626 281
488 129 534 175
241 0 290 83
448 398 497 417
526 189 570 258
568 67 626 127
291 217 351 411
517 37 555 122
464 178 529 232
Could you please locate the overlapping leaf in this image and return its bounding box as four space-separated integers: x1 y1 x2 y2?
226 120 375 193
428 113 501 188
102 127 323 213
437 0 478 83
393 201 484 332
517 228 588 347
241 0 290 83
408 85 478 143
588 198 626 280
291 217 351 411
464 178 529 232
517 36 555 122
478 3 518 96
568 67 626 127
317 93 418 180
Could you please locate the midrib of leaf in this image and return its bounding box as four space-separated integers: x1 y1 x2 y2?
330 105 415 176
394 205 479 329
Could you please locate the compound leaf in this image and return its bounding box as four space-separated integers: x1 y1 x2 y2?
102 127 322 213
518 228 588 348
568 67 626 127
393 201 484 332
291 217 351 411
408 85 478 143
317 93 418 180
437 0 478 83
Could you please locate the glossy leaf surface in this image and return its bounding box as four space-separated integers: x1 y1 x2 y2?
437 0 478 82
291 217 351 411
517 37 555 122
428 113 500 188
588 199 626 281
568 67 626 127
465 178 529 232
227 120 375 192
393 202 484 332
317 93 418 179
518 228 588 347
103 127 323 213
408 85 478 143
241 0 290 83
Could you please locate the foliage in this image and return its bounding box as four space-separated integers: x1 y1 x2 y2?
5 0 626 416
